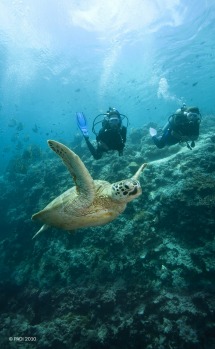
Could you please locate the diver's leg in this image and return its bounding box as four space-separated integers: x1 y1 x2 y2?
152 129 178 149
150 127 166 148
152 135 166 149
85 137 103 160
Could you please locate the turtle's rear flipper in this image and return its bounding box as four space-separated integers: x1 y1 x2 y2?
132 163 147 180
32 224 49 239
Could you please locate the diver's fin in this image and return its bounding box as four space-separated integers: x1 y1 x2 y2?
149 127 157 137
76 112 89 137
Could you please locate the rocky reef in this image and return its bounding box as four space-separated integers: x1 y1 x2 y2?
0 115 215 349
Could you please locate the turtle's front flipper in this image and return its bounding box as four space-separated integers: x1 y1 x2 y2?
32 224 49 239
47 140 95 204
132 163 147 180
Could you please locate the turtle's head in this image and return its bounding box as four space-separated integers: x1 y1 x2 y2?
111 179 142 203
111 163 147 203
111 164 146 203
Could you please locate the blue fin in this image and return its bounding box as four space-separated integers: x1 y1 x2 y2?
76 112 89 137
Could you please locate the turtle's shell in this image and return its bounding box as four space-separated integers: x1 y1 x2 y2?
32 140 145 238
32 180 126 230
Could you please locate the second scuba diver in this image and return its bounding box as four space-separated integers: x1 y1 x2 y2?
76 107 128 160
149 104 201 150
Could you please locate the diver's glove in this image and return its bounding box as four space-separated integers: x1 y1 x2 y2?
76 112 89 138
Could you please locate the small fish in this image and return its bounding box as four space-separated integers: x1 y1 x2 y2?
8 118 17 127
192 81 198 87
16 122 24 131
32 124 39 133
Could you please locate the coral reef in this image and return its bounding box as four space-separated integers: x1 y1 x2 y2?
0 115 214 349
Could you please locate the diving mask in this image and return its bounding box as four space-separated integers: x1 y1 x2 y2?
186 112 200 122
109 116 120 127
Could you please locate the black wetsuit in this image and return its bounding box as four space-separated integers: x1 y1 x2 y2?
152 113 200 149
85 126 127 159
152 125 178 149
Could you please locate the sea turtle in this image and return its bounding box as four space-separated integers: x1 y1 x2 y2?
32 140 147 239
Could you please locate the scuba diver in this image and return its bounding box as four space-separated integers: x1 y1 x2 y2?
149 104 201 150
76 107 128 160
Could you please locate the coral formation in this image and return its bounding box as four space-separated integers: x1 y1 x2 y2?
0 115 214 349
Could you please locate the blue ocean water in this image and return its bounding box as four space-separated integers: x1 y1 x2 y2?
0 2 215 348
0 0 214 173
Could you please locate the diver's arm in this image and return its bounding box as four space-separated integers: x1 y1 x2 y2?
121 126 127 143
